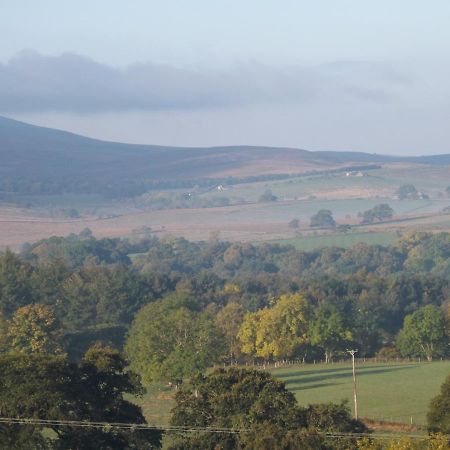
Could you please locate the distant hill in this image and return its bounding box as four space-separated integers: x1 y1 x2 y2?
0 115 448 197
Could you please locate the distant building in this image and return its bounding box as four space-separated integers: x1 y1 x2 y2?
417 191 430 200
345 171 365 177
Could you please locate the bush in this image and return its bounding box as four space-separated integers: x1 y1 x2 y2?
258 189 278 202
428 373 450 434
375 346 399 360
288 218 300 229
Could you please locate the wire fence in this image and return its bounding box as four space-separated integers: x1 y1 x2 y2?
220 356 450 370
216 357 449 427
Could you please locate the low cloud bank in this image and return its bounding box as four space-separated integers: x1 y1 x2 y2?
0 51 408 113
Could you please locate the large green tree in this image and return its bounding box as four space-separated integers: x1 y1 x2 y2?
60 265 154 329
125 293 225 384
310 304 352 363
310 210 336 229
396 305 448 361
0 250 33 316
168 368 304 450
361 204 394 224
397 184 418 200
168 368 367 450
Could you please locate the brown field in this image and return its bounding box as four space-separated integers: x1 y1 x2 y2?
0 204 292 250
1 198 450 251
2 164 450 249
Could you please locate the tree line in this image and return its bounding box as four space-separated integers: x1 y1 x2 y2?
1 230 450 447
0 230 449 362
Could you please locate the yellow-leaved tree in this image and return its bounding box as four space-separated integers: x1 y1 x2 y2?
7 304 62 354
238 293 311 361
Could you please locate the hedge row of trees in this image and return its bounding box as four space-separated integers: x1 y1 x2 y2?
124 291 449 386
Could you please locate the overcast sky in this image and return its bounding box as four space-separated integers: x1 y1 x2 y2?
2 1 450 155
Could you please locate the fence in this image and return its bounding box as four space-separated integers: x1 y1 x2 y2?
220 356 450 371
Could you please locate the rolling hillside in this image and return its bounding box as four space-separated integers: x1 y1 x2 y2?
1 115 449 196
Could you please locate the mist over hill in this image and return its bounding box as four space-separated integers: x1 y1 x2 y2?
1 115 449 198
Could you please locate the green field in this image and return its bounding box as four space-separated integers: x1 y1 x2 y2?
272 231 398 250
138 361 450 427
275 361 450 426
200 167 450 206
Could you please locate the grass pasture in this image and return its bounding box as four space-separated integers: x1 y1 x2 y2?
275 361 450 426
137 361 450 427
132 382 175 426
272 231 398 250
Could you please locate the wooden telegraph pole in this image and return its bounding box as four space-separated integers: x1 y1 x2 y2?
346 349 358 420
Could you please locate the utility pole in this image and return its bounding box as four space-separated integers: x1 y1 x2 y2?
346 349 358 420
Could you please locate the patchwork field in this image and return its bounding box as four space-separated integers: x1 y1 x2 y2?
1 166 450 250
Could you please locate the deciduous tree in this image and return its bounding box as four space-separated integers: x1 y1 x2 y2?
310 304 352 363
427 373 450 434
310 210 336 229
169 368 367 450
238 294 310 361
361 204 394 224
0 348 161 449
125 294 224 383
7 303 62 354
215 301 244 363
396 305 448 361
0 250 33 316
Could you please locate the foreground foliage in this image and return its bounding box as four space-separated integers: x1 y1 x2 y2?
168 368 367 450
0 346 161 449
427 373 450 434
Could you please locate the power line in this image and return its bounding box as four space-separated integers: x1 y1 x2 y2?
0 418 242 434
0 417 441 440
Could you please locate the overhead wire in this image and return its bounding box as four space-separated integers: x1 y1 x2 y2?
0 417 443 440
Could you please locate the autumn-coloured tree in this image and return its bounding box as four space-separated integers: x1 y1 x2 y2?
7 304 62 354
238 294 311 361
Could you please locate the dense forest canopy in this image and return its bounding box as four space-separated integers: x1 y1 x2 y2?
0 230 447 363
1 229 450 447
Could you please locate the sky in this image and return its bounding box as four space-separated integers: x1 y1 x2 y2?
1 0 450 155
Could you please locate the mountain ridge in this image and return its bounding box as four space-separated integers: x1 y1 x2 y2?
1 115 449 197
